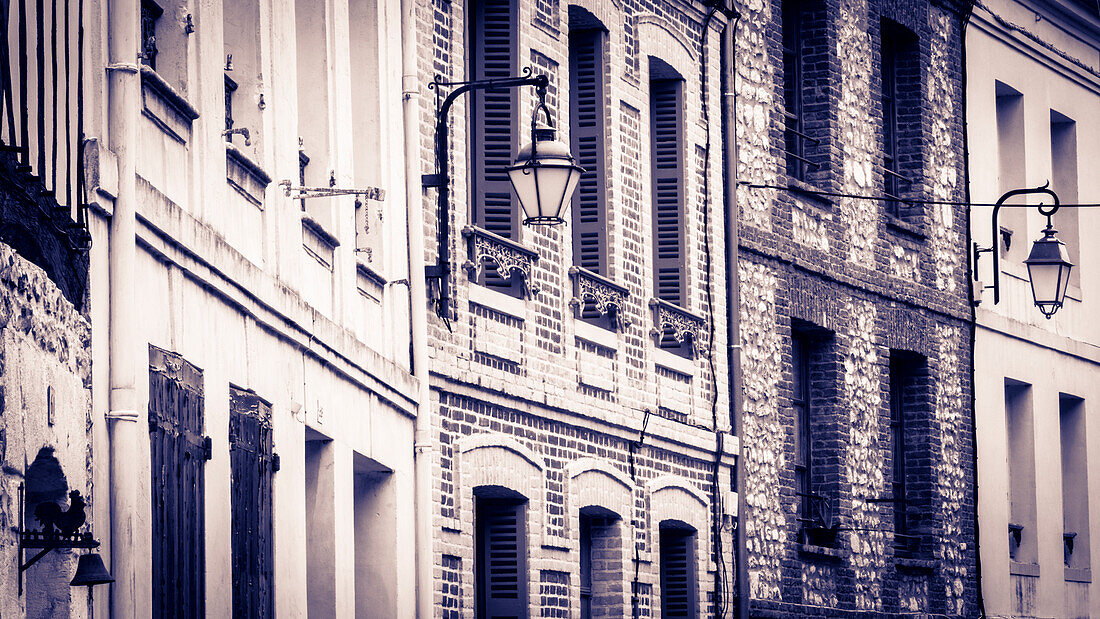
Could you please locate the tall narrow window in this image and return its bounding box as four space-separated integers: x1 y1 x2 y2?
1005 380 1037 564
471 0 519 240
476 495 527 618
659 523 696 618
229 388 275 618
141 0 163 70
305 431 337 615
350 0 386 270
1050 111 1079 289
649 58 686 307
880 22 921 219
995 82 1026 261
889 357 908 538
792 336 812 528
889 353 925 556
1060 395 1090 570
782 0 806 181
296 0 335 231
569 22 608 274
149 346 207 619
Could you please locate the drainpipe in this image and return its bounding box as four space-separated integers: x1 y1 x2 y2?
720 8 749 619
105 0 142 615
400 1 433 617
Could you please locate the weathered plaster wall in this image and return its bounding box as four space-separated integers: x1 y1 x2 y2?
0 242 92 619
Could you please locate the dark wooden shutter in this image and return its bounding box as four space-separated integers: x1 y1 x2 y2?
570 28 607 274
650 78 686 306
477 498 527 619
472 0 518 240
149 346 206 619
230 388 275 618
659 527 695 618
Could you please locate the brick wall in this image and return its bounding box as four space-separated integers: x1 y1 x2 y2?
417 0 736 616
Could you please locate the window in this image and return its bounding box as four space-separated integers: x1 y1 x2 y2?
1060 395 1090 570
139 0 188 92
569 14 608 274
580 514 593 618
995 82 1026 261
579 508 623 618
149 346 207 618
305 430 337 615
470 0 519 240
659 523 696 618
649 58 686 307
889 353 928 555
1005 380 1037 563
791 326 839 547
781 0 825 182
792 335 813 529
476 496 527 618
229 388 275 618
223 0 263 155
1050 111 1079 289
296 0 336 232
880 21 920 219
141 0 163 70
350 0 386 268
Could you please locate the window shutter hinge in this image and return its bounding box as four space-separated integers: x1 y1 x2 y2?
203 436 213 460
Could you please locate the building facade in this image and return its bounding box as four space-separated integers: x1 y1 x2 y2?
80 0 423 616
0 0 97 616
734 0 978 613
967 0 1100 616
416 1 739 617
417 0 979 618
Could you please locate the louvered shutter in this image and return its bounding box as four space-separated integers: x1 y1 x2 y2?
230 389 275 618
650 79 686 306
477 499 527 619
472 0 518 240
660 528 696 618
570 29 608 274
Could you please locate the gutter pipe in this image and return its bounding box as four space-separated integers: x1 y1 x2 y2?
106 0 142 615
399 1 434 617
720 7 749 619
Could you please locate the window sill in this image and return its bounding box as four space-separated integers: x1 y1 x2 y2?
1066 567 1091 583
356 259 386 301
796 543 846 562
884 214 926 241
226 144 271 207
786 178 834 208
1010 561 1040 577
894 557 936 572
140 65 199 144
575 318 618 350
654 346 694 376
302 211 339 270
469 281 526 320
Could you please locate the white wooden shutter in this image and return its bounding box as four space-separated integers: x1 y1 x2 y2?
569 28 608 274
477 499 527 619
472 0 518 240
650 78 686 306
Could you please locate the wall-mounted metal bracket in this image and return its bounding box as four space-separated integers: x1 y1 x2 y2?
279 180 386 202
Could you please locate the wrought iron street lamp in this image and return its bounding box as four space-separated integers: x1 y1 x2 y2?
424 69 585 319
973 183 1074 318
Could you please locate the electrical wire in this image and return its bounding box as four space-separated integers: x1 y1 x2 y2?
740 181 1100 208
699 4 732 616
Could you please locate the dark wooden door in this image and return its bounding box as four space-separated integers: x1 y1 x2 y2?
149 346 207 619
229 387 275 618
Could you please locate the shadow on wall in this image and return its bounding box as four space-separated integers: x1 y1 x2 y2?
24 446 74 618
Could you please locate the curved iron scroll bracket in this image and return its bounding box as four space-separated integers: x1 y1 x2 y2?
422 69 550 322
973 183 1060 306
